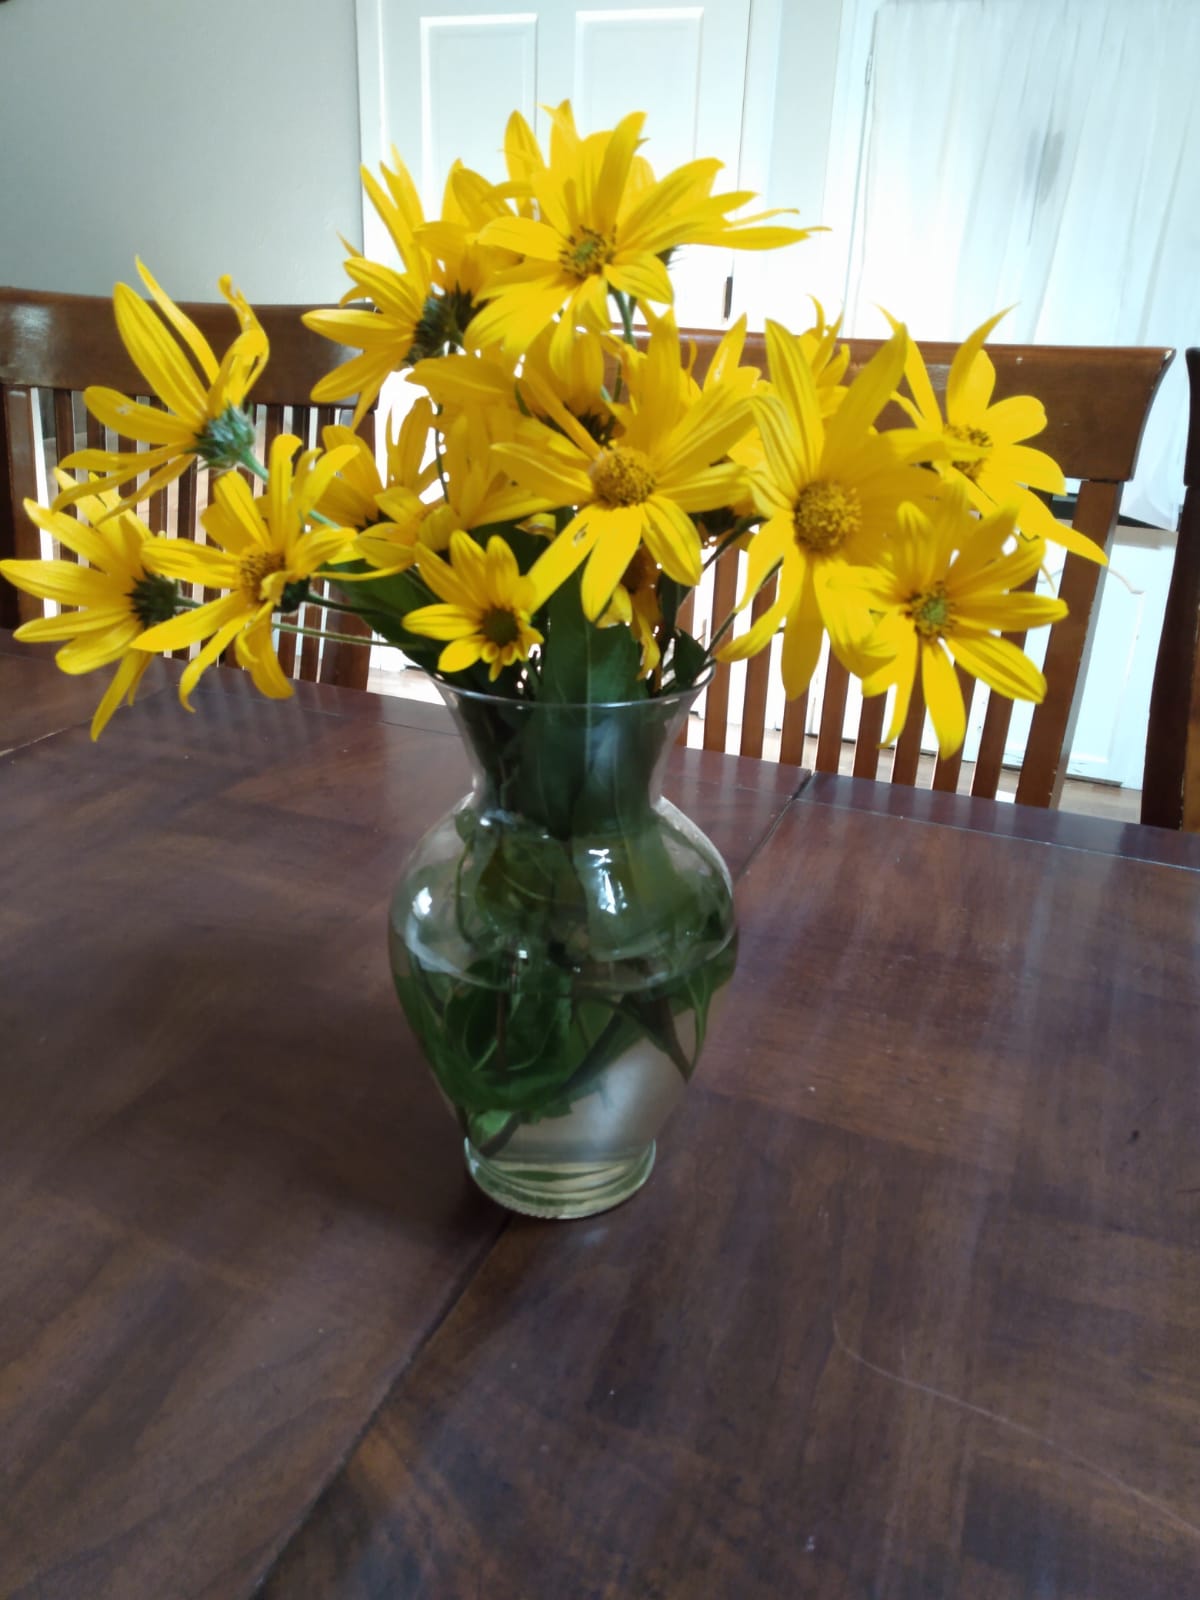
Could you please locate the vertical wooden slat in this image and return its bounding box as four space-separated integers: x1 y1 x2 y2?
738 576 777 759
319 613 374 690
673 588 699 743
971 573 1037 800
815 657 850 773
170 463 199 662
1016 480 1122 808
778 694 809 766
890 684 927 785
2 387 43 624
703 550 739 752
851 694 887 779
146 397 169 537
1143 350 1200 830
256 403 301 675
299 587 323 682
47 391 80 561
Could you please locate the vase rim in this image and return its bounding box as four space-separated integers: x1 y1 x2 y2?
435 667 714 714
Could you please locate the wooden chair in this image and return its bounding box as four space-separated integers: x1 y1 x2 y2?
0 287 377 689
684 330 1173 808
1142 348 1200 832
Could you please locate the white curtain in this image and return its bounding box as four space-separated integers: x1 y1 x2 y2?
843 0 1200 527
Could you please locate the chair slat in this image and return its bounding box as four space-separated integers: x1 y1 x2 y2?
738 576 777 759
1017 480 1122 808
50 390 78 546
172 464 199 662
702 551 739 752
852 694 886 779
1143 348 1200 832
1 387 41 625
779 694 808 766
890 686 927 785
815 657 850 772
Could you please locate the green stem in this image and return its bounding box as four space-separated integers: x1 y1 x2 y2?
275 620 384 649
702 517 759 573
611 288 637 346
302 586 372 620
237 449 270 485
703 557 783 665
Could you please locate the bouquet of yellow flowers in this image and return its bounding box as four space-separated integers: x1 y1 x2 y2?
1 104 1095 1217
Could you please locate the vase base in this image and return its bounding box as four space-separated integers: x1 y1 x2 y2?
464 1139 656 1219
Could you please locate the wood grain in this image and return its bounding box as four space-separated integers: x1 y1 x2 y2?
260 785 1200 1599
0 644 798 1600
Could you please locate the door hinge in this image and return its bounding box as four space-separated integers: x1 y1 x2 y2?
722 274 734 320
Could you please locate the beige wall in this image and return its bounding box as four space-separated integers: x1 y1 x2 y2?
0 0 363 304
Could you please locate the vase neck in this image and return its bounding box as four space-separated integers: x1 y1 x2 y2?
440 686 699 837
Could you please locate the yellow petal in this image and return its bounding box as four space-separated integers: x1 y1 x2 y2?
581 508 642 620
112 282 207 422
90 651 151 740
921 638 965 756
948 632 1048 702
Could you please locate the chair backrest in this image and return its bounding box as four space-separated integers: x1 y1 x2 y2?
683 330 1173 808
0 287 378 690
1142 348 1200 832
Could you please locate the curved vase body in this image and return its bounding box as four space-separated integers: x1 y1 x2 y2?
389 682 737 1218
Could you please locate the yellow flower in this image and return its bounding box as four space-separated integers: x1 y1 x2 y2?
315 400 441 570
492 315 751 620
53 261 267 514
305 151 519 424
0 480 181 738
413 322 616 444
470 102 813 372
597 546 662 678
134 434 358 708
717 322 942 696
893 309 1104 563
844 489 1068 756
404 530 563 680
435 407 555 544
418 161 527 301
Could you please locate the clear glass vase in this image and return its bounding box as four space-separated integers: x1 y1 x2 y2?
389 680 737 1219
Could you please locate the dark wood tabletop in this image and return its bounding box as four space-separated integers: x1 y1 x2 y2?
3 632 1200 1600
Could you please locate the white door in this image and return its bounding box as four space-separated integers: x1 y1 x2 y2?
816 0 1190 789
356 0 755 328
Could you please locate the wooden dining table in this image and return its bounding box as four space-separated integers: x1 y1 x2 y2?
3 627 1199 1600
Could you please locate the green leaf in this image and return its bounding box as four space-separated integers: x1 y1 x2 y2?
670 629 708 689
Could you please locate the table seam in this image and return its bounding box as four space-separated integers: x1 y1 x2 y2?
247 782 803 1597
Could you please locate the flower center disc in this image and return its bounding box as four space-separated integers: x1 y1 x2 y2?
590 447 656 508
908 583 954 637
792 480 862 553
481 606 521 646
239 549 286 601
944 422 991 481
561 227 615 281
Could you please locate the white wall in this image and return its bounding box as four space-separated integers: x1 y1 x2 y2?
0 0 363 304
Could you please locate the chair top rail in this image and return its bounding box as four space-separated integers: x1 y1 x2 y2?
0 287 357 408
682 328 1174 484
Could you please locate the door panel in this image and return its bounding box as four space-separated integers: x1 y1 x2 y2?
362 0 753 325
